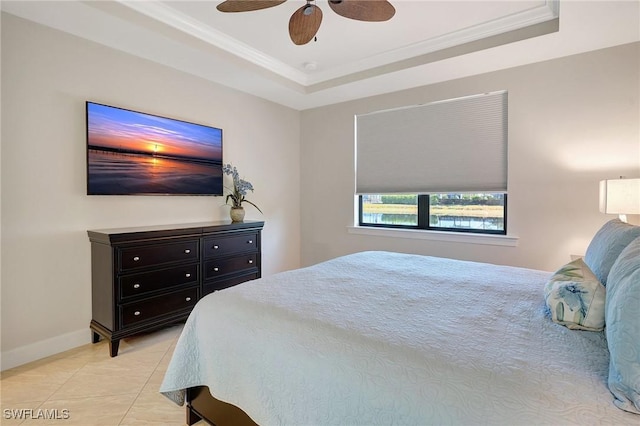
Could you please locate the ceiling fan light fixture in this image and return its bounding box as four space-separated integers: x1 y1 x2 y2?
289 1 323 45
303 4 314 16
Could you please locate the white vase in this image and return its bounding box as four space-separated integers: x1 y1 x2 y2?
230 207 245 222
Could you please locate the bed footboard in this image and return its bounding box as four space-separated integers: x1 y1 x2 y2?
186 386 258 426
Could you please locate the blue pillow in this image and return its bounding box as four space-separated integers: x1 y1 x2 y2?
584 219 640 286
606 236 640 414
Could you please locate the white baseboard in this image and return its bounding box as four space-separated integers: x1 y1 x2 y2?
1 329 91 371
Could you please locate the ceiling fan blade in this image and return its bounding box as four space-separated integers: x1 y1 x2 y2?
328 0 395 22
289 4 323 45
216 0 287 13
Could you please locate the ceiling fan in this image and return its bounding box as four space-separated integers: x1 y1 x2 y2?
216 0 396 45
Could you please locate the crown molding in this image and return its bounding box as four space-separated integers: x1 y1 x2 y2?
117 0 309 85
118 0 559 88
306 0 560 85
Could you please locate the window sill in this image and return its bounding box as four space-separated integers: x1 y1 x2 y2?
347 226 518 247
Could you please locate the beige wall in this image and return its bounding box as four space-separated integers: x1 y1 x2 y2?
0 13 301 369
2 11 639 370
300 42 640 271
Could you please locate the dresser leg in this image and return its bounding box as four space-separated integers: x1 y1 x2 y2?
92 331 101 344
109 339 120 357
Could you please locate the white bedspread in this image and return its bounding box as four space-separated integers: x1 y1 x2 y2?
160 251 637 425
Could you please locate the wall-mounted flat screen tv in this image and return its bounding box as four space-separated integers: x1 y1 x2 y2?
86 102 223 195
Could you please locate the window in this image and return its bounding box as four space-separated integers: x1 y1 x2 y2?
355 91 508 236
359 193 506 234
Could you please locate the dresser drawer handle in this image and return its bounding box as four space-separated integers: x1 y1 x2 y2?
185 273 191 278
248 259 253 264
213 245 219 249
213 267 219 272
133 256 140 262
248 240 253 244
184 249 191 254
185 297 192 302
134 311 141 316
133 283 140 289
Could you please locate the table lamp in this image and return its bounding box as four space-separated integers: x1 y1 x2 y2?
599 178 640 223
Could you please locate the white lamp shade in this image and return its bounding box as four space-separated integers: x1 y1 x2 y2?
599 178 640 215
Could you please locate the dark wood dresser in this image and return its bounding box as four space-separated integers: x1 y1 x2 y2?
88 220 264 357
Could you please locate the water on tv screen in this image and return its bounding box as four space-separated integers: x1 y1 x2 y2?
86 102 223 195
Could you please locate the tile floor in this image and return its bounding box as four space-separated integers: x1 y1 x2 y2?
0 324 201 425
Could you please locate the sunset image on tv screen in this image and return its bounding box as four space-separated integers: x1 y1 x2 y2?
86 102 223 195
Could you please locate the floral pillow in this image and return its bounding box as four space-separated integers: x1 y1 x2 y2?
544 258 606 331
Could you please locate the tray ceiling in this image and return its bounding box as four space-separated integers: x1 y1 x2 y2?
2 1 639 110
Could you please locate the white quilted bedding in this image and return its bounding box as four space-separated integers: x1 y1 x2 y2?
160 251 638 425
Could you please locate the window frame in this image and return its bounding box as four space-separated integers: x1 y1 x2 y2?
358 194 508 236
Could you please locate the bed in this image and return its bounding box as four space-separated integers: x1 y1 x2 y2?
160 220 640 425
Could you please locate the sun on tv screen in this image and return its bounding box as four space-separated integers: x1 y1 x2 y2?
86 102 223 195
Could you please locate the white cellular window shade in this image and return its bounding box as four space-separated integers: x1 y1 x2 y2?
356 91 507 194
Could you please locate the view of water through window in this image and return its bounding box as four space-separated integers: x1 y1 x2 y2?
361 194 505 232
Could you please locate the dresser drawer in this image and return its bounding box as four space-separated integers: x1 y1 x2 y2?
204 254 258 280
119 240 199 271
120 287 198 327
203 272 259 296
119 263 199 301
203 233 258 258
